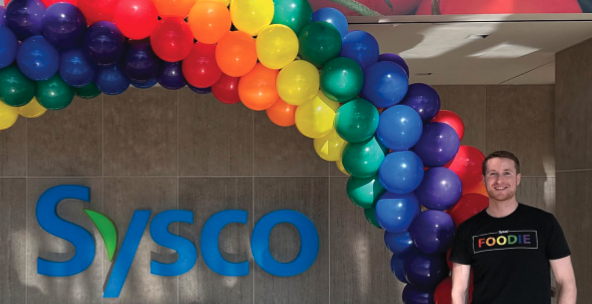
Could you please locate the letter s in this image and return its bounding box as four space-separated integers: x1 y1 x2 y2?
150 210 197 276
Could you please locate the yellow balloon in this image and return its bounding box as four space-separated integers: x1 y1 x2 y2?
199 0 229 6
0 102 19 130
295 91 340 139
313 129 347 161
256 25 298 70
230 0 274 36
336 158 350 176
19 98 47 118
277 60 319 106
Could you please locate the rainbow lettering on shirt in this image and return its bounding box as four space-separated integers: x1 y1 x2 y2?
472 230 538 254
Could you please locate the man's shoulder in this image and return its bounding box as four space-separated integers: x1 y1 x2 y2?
518 203 554 219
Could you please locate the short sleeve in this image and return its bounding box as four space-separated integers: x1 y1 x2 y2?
546 214 571 260
450 223 472 265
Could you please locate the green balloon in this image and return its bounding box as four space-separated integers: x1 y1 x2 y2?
346 175 386 209
298 22 342 68
320 57 364 102
0 65 36 107
342 136 387 178
37 75 74 110
364 207 382 229
75 83 101 99
272 0 312 35
335 98 379 143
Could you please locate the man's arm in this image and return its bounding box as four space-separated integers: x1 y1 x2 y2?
451 263 471 304
550 256 577 304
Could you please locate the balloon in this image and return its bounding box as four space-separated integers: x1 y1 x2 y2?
75 82 101 99
0 7 5 26
256 24 299 70
363 206 381 229
36 74 74 110
132 78 157 89
409 210 456 254
334 98 378 143
153 0 196 18
17 35 59 81
5 0 45 41
444 146 485 191
188 1 231 44
59 49 95 88
378 151 424 194
238 63 278 111
336 158 349 176
391 254 408 284
215 31 257 77
266 98 295 127
415 167 462 210
413 122 461 167
123 40 161 84
313 129 347 161
188 84 211 94
276 60 319 106
271 0 312 35
0 26 18 69
384 231 415 256
340 31 379 71
157 61 186 90
434 277 452 304
18 97 46 118
212 73 240 104
320 57 364 103
448 193 489 226
298 22 342 68
379 53 409 77
0 101 19 130
432 110 465 141
311 8 348 38
114 0 158 40
151 18 194 62
402 284 435 304
0 65 36 107
182 42 222 89
375 192 420 233
404 251 448 288
342 136 387 178
84 21 125 66
361 61 409 108
294 91 340 138
41 0 77 6
78 0 119 24
377 105 423 151
95 65 130 95
399 83 441 123
41 3 85 50
230 0 274 36
346 174 385 209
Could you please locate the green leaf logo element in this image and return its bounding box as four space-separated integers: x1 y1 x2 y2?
84 209 118 262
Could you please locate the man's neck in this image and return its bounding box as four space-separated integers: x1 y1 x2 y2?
486 198 519 218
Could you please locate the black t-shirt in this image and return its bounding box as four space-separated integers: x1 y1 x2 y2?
450 203 571 304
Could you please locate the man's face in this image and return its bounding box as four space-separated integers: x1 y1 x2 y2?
483 157 521 202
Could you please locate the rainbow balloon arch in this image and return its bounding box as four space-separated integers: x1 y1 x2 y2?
0 0 491 302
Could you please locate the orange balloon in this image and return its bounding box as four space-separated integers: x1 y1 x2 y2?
266 98 296 127
188 1 231 44
215 31 257 77
238 63 279 111
463 181 489 197
153 0 197 18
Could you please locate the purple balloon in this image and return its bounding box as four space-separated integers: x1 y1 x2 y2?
409 210 456 254
41 3 86 49
404 251 448 288
415 167 462 210
84 21 125 66
5 0 45 41
379 53 409 78
402 284 435 304
157 61 186 90
413 122 460 167
189 84 211 94
124 39 161 83
375 192 420 233
1 7 6 26
131 78 157 89
399 83 440 123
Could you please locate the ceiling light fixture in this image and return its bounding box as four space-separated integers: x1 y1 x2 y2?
466 34 490 39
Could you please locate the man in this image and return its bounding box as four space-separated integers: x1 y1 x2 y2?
450 151 577 304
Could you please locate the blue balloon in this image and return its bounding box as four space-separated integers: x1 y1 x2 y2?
95 65 130 95
0 7 6 26
402 284 435 304
415 167 462 210
361 61 409 108
157 61 186 90
340 31 379 71
59 49 95 88
189 84 211 94
131 78 157 89
409 210 456 255
5 0 45 41
379 53 409 78
375 192 420 233
391 254 408 284
399 83 440 123
124 40 161 83
84 21 125 66
377 105 423 151
412 122 460 167
404 251 448 289
41 3 86 49
384 231 415 256
17 35 59 81
311 8 348 38
378 151 424 194
0 26 18 69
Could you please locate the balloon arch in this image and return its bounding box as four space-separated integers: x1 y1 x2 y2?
0 0 490 302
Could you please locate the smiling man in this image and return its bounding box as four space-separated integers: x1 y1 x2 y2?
450 151 577 304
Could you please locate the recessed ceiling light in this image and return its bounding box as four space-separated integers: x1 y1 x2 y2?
416 73 433 76
466 34 490 39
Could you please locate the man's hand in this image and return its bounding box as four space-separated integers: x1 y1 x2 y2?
550 256 577 304
451 263 471 304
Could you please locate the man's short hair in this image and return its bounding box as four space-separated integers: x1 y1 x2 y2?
482 151 521 176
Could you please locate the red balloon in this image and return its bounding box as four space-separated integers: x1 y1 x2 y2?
212 73 240 104
182 42 221 89
448 193 489 226
113 0 158 40
42 0 77 6
444 145 484 190
78 0 119 24
151 17 193 62
434 277 453 304
433 110 465 141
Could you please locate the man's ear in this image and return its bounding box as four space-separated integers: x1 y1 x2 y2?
516 173 522 186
